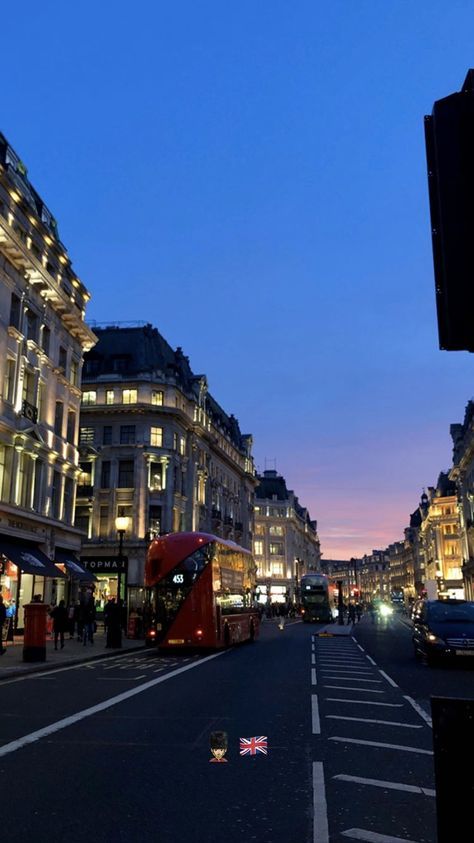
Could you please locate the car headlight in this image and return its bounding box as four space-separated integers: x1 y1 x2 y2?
426 632 445 645
379 604 393 617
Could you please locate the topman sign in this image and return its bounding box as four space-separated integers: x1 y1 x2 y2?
81 556 128 574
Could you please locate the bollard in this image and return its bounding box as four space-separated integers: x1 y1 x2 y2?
23 602 49 662
431 696 474 842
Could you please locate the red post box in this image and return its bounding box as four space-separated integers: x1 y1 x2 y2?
23 603 49 662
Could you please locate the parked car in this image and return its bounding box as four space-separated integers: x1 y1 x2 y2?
412 599 474 665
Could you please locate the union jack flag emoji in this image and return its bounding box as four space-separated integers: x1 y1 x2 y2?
239 736 268 756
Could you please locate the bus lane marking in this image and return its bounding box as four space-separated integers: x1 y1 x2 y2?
333 774 434 796
326 699 403 707
0 651 226 759
379 670 399 688
323 686 385 694
311 653 316 665
366 655 377 666
312 762 329 843
311 668 317 685
328 736 433 755
403 696 432 728
323 677 382 683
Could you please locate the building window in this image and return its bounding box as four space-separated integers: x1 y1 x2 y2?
173 432 178 450
75 505 90 537
149 461 162 491
3 358 15 404
120 425 136 445
51 471 62 520
117 504 133 534
9 293 22 330
148 505 162 537
179 436 186 456
19 452 34 509
103 425 112 445
82 391 97 406
271 563 284 577
151 390 164 406
41 326 51 357
150 426 163 447
67 411 77 444
33 459 45 513
22 369 35 406
269 525 284 536
254 540 264 556
100 461 111 489
54 402 64 437
270 543 284 556
70 359 78 387
99 505 109 538
118 459 134 488
63 477 74 524
0 445 13 502
25 310 39 344
254 524 265 536
84 358 100 376
122 389 137 404
106 390 114 405
58 346 67 373
79 426 95 445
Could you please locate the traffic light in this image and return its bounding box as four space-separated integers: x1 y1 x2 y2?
425 69 474 351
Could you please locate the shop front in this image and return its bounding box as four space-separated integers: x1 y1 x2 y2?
54 549 97 601
0 537 67 632
81 555 128 616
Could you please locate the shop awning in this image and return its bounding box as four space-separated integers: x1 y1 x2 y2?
54 549 96 582
0 539 67 578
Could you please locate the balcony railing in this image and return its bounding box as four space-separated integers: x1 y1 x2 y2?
21 399 38 424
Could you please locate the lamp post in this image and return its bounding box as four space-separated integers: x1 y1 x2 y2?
115 515 130 638
294 558 300 610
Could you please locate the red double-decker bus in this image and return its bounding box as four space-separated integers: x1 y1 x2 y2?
144 532 260 649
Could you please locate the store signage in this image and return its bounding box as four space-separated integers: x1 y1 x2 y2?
81 556 128 573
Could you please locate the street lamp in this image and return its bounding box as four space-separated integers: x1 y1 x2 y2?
115 514 130 609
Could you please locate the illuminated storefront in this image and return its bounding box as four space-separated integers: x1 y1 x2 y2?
0 538 67 631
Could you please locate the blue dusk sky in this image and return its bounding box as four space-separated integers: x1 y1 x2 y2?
3 1 474 558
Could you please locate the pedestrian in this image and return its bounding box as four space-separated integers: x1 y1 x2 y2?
347 603 356 625
50 599 68 650
368 601 376 623
74 599 83 642
67 602 75 639
0 595 7 655
355 602 362 622
81 596 96 646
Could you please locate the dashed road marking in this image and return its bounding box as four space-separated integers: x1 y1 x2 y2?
326 716 422 729
311 668 317 685
333 774 435 796
403 696 432 728
312 762 329 843
323 686 384 693
341 828 422 843
312 695 321 734
328 736 433 755
326 699 403 707
379 670 399 688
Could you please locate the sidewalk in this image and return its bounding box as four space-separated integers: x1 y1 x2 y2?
0 630 146 681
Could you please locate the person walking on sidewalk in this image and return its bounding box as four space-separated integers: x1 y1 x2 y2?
347 603 356 625
0 595 6 655
81 596 96 646
50 599 68 650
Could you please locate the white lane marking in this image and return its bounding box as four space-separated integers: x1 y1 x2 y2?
379 670 399 688
366 655 376 665
326 699 403 707
0 651 225 758
356 644 365 652
317 658 367 664
311 668 317 685
311 653 316 665
323 686 384 694
328 736 433 755
326 716 422 729
312 762 329 843
99 675 147 681
341 828 422 842
323 677 382 683
320 667 373 673
312 695 321 734
153 668 164 673
334 773 434 796
403 696 432 728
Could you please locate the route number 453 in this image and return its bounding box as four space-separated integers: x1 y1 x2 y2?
172 573 184 584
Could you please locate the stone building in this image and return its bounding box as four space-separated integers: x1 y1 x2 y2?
0 131 96 628
358 550 390 603
253 469 320 606
419 473 464 599
76 323 256 610
450 402 474 599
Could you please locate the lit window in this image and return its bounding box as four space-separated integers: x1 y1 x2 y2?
79 427 94 444
271 563 284 576
151 426 163 447
122 389 137 404
82 391 97 405
269 525 284 536
270 543 284 556
254 540 263 556
151 390 164 406
179 436 186 456
106 390 114 405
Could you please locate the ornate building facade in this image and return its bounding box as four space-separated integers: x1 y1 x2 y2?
253 469 320 605
76 324 256 610
0 132 96 627
419 473 464 599
450 401 474 599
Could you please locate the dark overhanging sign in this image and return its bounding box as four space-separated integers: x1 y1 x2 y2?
80 556 128 574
